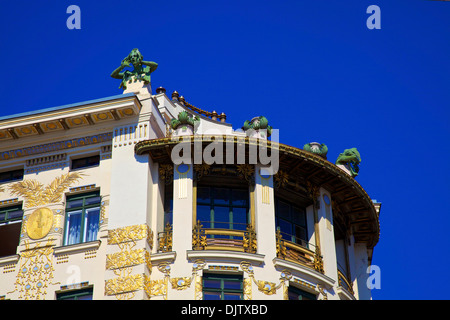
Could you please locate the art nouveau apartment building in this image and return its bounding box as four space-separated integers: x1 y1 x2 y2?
0 61 381 300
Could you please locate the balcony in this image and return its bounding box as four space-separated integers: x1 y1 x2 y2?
337 266 355 299
275 229 324 274
192 221 257 253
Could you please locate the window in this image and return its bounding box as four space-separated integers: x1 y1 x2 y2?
64 191 101 245
71 155 100 170
0 168 24 184
164 183 173 226
203 274 243 300
197 186 249 232
288 286 316 300
275 198 308 248
0 204 24 257
56 287 93 300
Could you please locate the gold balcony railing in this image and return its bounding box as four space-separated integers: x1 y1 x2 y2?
192 220 257 253
337 269 354 295
276 229 324 273
157 223 173 252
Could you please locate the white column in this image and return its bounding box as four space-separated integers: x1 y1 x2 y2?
170 163 194 299
353 243 372 300
252 165 282 300
317 188 339 298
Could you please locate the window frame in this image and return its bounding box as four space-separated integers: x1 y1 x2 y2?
0 204 24 225
70 155 100 171
287 285 317 300
196 186 250 231
202 273 243 300
0 168 24 184
275 197 308 248
63 191 101 246
56 287 93 300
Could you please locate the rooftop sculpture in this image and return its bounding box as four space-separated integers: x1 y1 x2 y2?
110 48 158 90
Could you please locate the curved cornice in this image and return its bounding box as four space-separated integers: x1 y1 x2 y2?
135 135 380 248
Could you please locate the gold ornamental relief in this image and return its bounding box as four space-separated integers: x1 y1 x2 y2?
26 208 54 240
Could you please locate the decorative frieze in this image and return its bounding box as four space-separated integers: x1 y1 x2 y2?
0 132 112 161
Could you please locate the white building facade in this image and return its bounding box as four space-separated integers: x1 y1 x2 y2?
0 69 380 300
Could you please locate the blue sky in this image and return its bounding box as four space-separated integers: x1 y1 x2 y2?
0 0 449 299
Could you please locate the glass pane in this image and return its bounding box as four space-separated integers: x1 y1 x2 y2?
213 207 230 228
223 280 241 290
197 187 210 204
294 225 307 243
76 294 93 300
66 210 82 245
203 279 221 289
277 219 292 240
84 208 100 242
232 189 248 206
213 188 230 205
0 212 6 221
197 205 211 228
8 209 23 220
224 293 241 300
203 292 221 300
66 199 84 209
231 207 248 230
84 196 101 206
292 207 306 226
277 201 290 220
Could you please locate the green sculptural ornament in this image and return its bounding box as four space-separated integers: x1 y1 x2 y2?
111 48 158 90
242 116 273 137
303 143 328 159
336 148 361 177
171 111 200 130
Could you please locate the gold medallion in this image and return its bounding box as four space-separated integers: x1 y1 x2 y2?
26 208 54 240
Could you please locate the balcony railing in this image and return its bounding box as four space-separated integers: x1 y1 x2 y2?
337 268 354 295
157 223 173 252
276 229 324 273
192 220 257 253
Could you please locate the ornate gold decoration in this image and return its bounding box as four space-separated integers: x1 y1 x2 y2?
8 238 56 300
280 270 292 300
26 207 54 240
106 224 152 300
147 225 154 251
306 180 320 206
243 278 252 300
106 248 146 270
256 280 277 295
314 246 325 274
243 225 257 254
170 277 192 290
8 172 84 208
236 164 254 183
240 261 288 298
192 260 206 300
193 163 211 180
159 164 173 184
145 278 167 298
274 170 289 189
317 284 328 300
107 224 148 245
0 132 112 161
158 223 173 252
276 229 287 259
192 220 207 250
105 274 145 299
